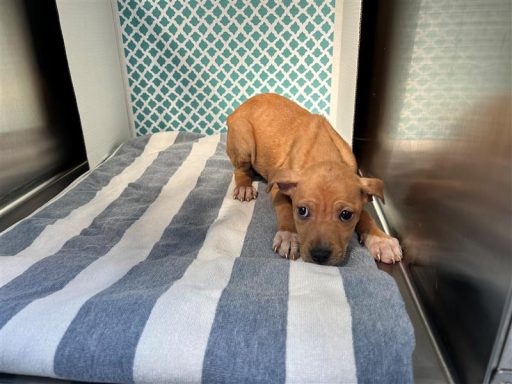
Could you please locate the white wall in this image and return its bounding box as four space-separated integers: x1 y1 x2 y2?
56 0 133 168
330 0 362 146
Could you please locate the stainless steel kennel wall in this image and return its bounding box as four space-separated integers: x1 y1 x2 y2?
0 0 87 229
354 0 511 383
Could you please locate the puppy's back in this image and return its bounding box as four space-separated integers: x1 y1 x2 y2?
228 93 309 131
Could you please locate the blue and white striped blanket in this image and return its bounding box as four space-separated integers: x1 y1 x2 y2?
0 132 414 383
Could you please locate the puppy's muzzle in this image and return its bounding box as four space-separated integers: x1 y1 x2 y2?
310 247 332 265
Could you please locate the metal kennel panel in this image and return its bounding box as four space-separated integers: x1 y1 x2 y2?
353 0 512 382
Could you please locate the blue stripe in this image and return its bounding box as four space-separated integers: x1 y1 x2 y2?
53 136 233 383
0 133 199 329
0 135 151 256
202 182 290 384
340 264 415 383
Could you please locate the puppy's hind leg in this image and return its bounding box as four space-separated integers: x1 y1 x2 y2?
226 117 258 201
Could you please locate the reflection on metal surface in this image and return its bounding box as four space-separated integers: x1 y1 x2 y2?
0 0 86 208
388 97 511 383
0 1 61 202
372 199 454 383
0 129 63 204
355 0 511 382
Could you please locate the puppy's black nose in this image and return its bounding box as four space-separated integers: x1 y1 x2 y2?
310 247 332 264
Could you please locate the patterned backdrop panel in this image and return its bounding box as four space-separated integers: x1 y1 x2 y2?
117 0 336 135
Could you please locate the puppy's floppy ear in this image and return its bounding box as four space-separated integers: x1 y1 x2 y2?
266 169 300 196
360 177 385 203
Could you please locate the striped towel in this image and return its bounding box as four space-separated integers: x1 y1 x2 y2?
0 132 414 383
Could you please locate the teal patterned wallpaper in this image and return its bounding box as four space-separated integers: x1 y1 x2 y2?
117 0 336 136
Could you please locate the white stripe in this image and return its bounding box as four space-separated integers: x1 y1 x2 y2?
0 132 178 287
0 134 220 378
286 262 357 383
133 178 257 384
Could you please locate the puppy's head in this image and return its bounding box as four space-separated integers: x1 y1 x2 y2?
268 162 384 265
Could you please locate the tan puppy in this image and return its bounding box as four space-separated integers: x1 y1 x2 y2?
226 93 402 265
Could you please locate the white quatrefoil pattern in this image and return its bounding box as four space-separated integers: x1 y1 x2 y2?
117 0 336 136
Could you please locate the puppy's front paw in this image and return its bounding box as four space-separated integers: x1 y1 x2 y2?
364 234 402 264
272 231 300 260
233 185 258 202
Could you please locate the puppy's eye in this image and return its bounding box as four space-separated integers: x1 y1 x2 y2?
297 206 309 218
339 210 353 222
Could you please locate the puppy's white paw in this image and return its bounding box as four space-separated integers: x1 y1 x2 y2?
233 185 258 201
272 231 300 260
364 234 402 264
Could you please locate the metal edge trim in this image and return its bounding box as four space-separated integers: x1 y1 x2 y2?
0 161 88 219
486 288 512 383
0 141 123 235
372 198 456 384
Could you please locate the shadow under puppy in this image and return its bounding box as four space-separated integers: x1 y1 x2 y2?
226 93 402 265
